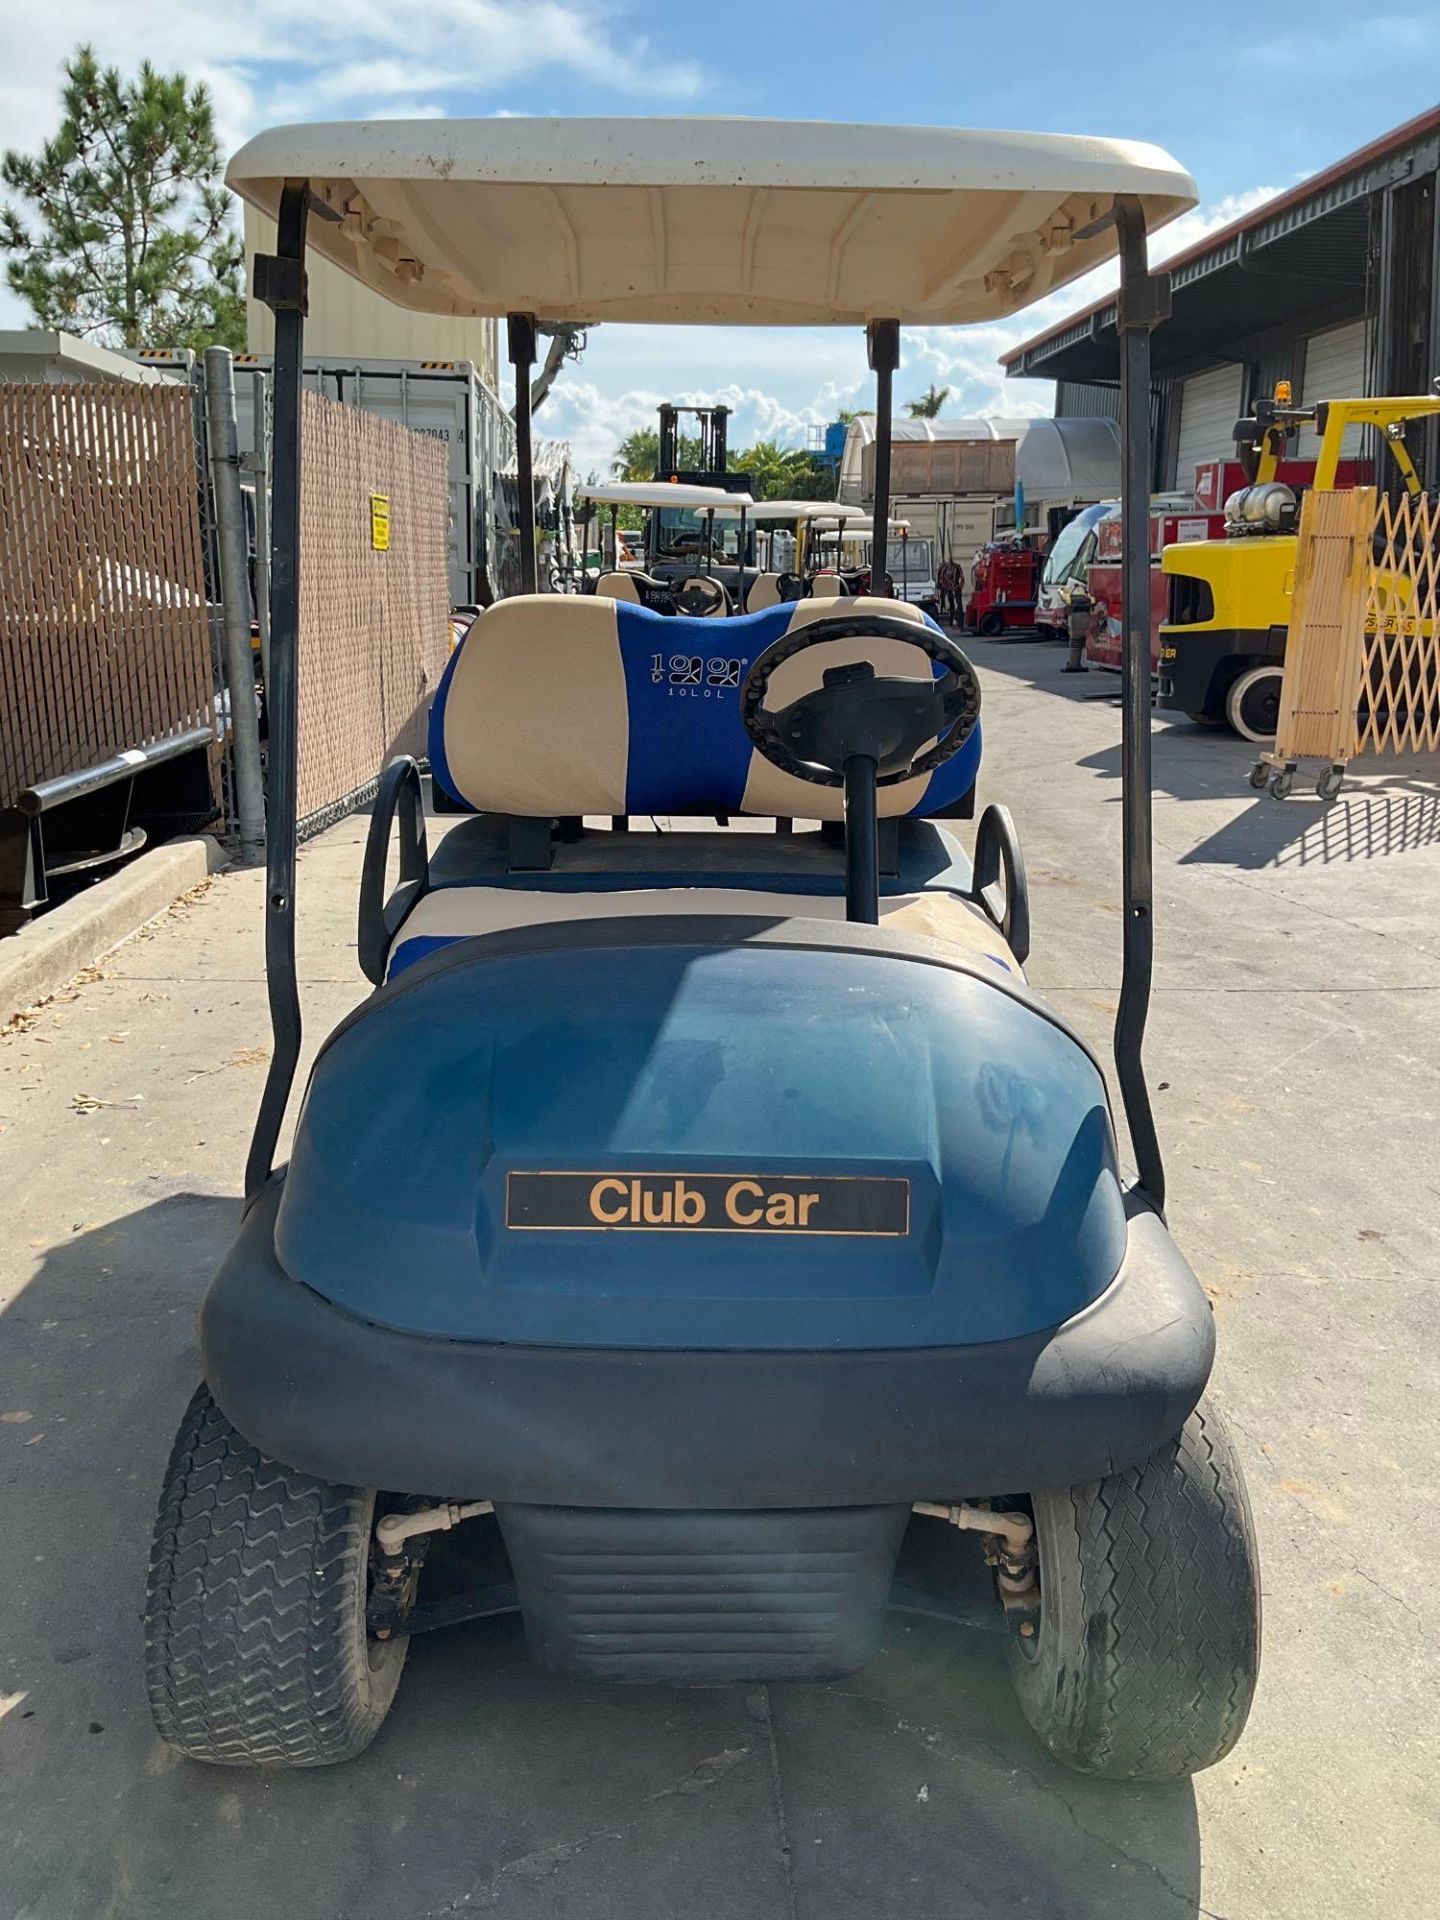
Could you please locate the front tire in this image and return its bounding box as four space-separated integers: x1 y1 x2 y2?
144 1385 406 1767
1006 1397 1260 1781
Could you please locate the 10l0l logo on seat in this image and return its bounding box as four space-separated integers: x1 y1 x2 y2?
506 1171 909 1235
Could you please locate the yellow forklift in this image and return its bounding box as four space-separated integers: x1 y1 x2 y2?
1156 387 1440 739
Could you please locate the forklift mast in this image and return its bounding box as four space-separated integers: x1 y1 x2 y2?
1234 389 1440 494
658 401 731 476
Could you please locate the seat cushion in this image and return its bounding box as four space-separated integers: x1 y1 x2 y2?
429 594 982 822
388 881 1019 980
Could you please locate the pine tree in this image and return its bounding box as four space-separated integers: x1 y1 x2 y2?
1 47 244 350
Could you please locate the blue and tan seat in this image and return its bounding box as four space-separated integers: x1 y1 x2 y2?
392 595 1008 980
593 570 643 602
742 572 783 611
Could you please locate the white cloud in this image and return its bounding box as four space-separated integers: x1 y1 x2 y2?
0 1 707 327
1 17 1292 479
0 1 705 163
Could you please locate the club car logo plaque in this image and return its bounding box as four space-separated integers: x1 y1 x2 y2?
506 1171 909 1236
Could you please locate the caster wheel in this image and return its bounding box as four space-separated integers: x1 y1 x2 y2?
1316 768 1344 802
1268 771 1293 800
1247 763 1269 791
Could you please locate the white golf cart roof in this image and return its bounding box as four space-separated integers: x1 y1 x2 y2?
807 506 875 526
226 117 1196 326
575 481 753 510
710 499 852 522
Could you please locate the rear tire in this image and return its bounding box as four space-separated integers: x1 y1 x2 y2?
977 610 1004 637
1225 665 1284 743
144 1385 406 1767
1006 1397 1260 1781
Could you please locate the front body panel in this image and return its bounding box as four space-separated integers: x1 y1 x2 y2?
275 930 1125 1350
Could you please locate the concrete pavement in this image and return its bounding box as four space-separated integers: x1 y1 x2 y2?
2 636 1438 1918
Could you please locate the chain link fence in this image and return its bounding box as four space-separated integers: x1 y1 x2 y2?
295 391 453 831
0 381 217 811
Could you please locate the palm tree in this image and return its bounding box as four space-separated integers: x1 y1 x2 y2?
905 384 950 419
611 425 707 480
731 440 831 501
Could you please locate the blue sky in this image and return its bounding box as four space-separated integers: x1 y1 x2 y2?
3 1 1437 472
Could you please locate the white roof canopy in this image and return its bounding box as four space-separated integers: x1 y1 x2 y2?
816 518 911 531
711 498 849 521
226 117 1195 327
575 481 752 509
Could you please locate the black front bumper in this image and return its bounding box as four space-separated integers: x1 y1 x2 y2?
200 1181 1214 1506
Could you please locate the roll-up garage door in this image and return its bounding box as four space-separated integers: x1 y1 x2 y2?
1174 364 1244 496
1296 321 1369 459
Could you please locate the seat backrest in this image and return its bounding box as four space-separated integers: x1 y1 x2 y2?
594 570 642 603
430 594 981 823
743 572 781 611
810 574 844 598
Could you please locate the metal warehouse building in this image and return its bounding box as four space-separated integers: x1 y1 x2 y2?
1004 105 1440 494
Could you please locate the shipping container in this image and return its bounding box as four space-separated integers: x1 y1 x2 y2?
129 350 516 606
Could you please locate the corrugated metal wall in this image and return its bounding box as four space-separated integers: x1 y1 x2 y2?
1056 381 1121 422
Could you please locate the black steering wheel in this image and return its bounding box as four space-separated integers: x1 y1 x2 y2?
675 575 731 617
776 571 806 602
740 611 980 789
854 569 895 598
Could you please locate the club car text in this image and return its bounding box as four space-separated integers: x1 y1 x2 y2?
506 1171 909 1235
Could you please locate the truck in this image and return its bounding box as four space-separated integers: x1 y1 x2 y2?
1079 504 1226 670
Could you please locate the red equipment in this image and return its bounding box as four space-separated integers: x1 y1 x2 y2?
965 538 1043 635
1191 456 1365 513
1082 506 1224 669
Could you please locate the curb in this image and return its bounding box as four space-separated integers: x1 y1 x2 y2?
1 836 229 1022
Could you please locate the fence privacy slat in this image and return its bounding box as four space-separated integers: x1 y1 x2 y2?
0 382 214 810
296 392 452 827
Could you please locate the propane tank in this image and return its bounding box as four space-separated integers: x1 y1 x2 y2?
1223 482 1298 534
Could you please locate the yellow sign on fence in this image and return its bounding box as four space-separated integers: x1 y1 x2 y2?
369 493 391 551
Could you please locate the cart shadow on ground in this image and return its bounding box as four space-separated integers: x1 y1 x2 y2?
2 1192 1203 1920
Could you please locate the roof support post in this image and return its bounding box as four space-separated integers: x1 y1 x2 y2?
1114 195 1169 1211
867 320 900 598
508 313 539 593
245 180 309 1198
